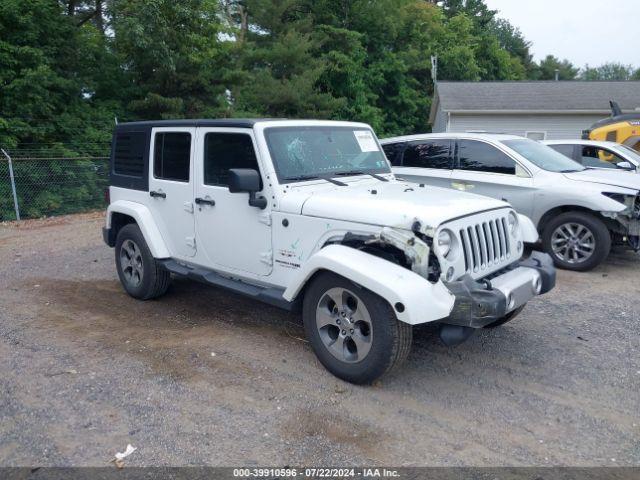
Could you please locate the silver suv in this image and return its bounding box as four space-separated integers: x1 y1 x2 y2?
381 133 640 271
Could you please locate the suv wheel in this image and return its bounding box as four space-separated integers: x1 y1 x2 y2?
302 272 412 384
542 211 611 271
115 224 171 299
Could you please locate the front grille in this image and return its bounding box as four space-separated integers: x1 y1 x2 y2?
459 216 511 274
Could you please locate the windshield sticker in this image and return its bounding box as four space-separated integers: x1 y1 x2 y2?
354 130 379 152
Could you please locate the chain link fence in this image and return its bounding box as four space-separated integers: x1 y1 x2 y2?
0 144 110 222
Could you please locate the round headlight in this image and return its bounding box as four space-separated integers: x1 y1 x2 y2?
507 211 519 234
438 230 452 257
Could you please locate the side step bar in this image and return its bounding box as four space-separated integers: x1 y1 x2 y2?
159 259 296 311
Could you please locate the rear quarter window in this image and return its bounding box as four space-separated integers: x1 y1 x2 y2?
113 132 146 177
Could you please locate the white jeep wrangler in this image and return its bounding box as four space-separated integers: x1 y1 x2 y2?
103 119 555 384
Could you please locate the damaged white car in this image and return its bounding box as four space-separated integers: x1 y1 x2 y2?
103 120 555 384
382 133 640 271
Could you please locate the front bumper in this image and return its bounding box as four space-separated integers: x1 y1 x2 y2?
443 251 555 328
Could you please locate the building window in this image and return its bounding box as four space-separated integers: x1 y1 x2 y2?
525 131 547 141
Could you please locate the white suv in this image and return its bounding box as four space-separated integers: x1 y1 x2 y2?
381 133 640 271
104 120 555 384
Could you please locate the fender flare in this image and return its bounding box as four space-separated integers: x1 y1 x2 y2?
107 200 171 258
518 214 539 243
282 245 455 325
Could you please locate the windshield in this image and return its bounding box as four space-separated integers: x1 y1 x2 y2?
264 126 391 182
503 139 586 173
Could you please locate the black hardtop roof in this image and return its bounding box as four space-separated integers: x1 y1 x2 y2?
115 118 286 130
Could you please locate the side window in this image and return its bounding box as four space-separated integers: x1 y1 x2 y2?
204 133 259 186
457 140 516 175
581 147 621 169
153 132 191 182
382 143 404 166
402 140 452 169
113 132 146 177
548 144 575 159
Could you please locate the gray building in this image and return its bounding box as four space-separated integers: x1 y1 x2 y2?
429 81 640 140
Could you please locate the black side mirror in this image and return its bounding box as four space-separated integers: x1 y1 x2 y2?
228 169 267 209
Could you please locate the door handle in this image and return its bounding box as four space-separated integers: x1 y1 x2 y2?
195 197 216 207
150 190 166 198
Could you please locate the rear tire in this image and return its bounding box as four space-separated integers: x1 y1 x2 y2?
541 211 611 271
302 272 412 384
115 224 171 300
484 305 525 329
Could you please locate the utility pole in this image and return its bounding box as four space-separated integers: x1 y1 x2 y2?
1 148 20 221
431 55 438 83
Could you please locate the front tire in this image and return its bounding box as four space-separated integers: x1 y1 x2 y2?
302 272 412 384
115 224 171 300
542 211 611 271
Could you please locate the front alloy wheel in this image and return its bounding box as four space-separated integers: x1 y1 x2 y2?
542 211 611 272
302 272 412 384
315 287 373 363
550 222 596 265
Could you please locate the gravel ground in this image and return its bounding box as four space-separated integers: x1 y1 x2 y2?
0 212 639 467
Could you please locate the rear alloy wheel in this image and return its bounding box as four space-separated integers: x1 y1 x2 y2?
303 272 412 384
542 211 611 272
115 224 171 300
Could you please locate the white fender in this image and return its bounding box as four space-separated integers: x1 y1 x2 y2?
282 245 455 325
107 200 171 258
518 214 539 243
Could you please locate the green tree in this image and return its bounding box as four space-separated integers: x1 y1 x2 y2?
534 55 579 80
581 62 635 81
111 0 233 119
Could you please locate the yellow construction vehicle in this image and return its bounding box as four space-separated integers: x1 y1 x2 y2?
583 101 640 152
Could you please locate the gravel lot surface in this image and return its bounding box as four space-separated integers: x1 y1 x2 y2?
0 212 639 467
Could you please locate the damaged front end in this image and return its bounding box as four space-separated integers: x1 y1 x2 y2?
331 219 442 283
602 193 640 250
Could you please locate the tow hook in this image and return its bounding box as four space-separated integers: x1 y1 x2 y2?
439 324 476 347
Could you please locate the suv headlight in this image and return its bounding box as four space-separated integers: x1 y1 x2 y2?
437 229 452 258
507 211 518 234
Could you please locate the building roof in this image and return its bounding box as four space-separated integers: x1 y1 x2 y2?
430 81 640 123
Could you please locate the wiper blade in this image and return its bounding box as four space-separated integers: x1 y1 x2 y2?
284 175 347 186
560 169 581 173
334 171 389 182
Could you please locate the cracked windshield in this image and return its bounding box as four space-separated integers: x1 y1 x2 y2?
264 127 391 182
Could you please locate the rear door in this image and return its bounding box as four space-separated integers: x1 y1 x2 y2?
450 139 535 217
391 139 453 188
147 127 196 259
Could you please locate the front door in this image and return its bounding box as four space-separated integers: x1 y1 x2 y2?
450 139 535 218
194 128 272 277
148 127 196 259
